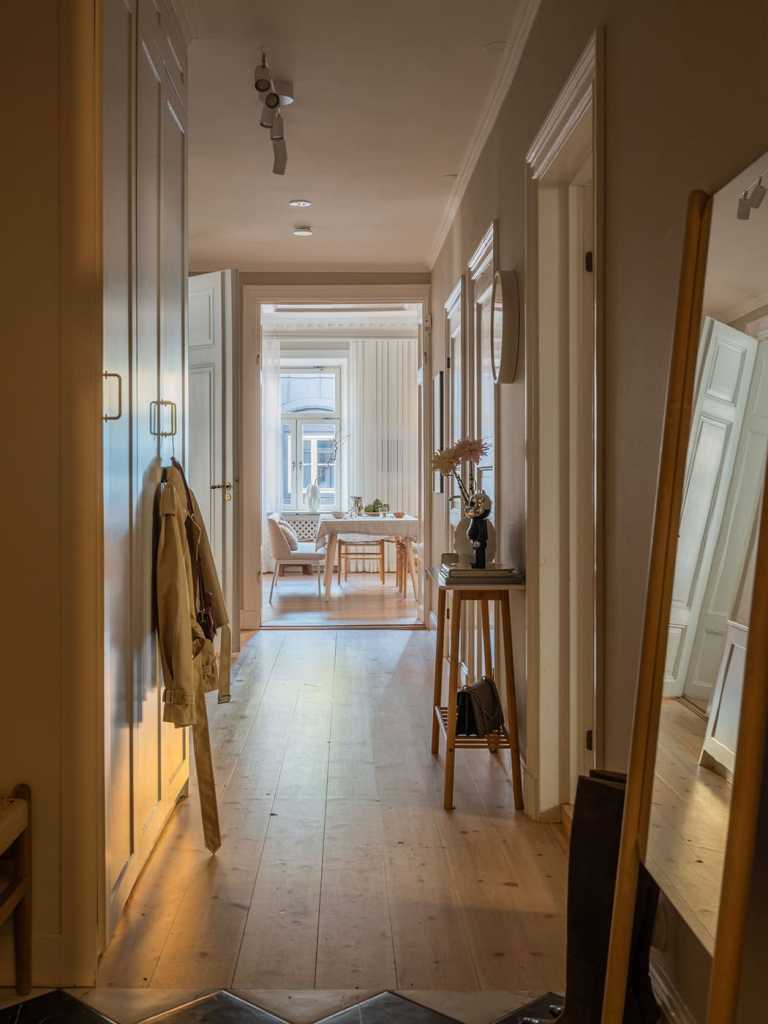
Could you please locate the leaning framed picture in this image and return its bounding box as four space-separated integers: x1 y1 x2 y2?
432 370 444 494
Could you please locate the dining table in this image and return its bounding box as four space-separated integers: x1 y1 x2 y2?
316 514 420 599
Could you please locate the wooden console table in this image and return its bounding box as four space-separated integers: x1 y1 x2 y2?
429 567 525 811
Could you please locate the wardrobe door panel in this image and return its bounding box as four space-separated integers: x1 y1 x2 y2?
159 56 188 797
102 0 134 931
133 8 163 848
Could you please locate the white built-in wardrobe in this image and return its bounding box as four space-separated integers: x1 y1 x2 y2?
102 0 189 942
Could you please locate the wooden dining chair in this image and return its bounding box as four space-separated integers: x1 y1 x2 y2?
0 783 31 994
338 536 386 584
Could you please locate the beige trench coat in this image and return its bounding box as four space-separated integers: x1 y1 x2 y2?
155 460 231 851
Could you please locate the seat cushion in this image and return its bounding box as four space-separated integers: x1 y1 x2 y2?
339 534 385 545
283 541 326 562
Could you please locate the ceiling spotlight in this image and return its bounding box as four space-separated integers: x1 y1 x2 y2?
749 177 766 209
737 190 752 220
289 199 312 208
293 226 313 236
254 53 272 93
273 140 287 175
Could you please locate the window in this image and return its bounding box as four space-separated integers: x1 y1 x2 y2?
280 367 342 510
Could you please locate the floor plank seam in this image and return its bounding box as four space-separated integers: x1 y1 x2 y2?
312 633 337 988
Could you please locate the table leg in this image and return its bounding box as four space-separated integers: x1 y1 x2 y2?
379 539 386 584
405 539 418 599
324 533 337 600
500 591 524 810
480 598 499 752
480 598 492 676
431 587 447 755
444 591 463 810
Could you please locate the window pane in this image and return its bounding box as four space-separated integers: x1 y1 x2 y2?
281 423 293 508
281 372 336 414
300 420 339 508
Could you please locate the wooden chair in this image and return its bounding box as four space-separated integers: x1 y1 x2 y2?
338 536 386 584
266 513 327 602
390 538 420 599
0 783 31 994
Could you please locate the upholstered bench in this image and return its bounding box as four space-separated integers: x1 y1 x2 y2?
0 783 31 994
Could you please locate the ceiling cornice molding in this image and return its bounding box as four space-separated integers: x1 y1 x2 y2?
263 315 419 335
267 329 419 340
428 0 542 268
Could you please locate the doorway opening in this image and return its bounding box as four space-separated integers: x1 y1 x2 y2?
242 290 430 630
525 35 604 817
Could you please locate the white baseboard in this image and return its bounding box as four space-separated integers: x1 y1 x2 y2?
650 959 699 1024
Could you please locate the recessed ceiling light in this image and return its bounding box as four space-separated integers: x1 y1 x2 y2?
289 198 313 208
293 225 313 236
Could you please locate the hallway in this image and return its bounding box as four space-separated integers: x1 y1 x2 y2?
97 630 566 993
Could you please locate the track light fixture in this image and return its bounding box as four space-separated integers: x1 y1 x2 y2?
737 174 767 220
749 176 766 209
254 52 294 175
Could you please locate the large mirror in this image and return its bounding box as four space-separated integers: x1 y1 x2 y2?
645 154 768 954
602 155 768 1024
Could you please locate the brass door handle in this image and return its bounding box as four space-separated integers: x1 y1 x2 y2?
211 482 233 502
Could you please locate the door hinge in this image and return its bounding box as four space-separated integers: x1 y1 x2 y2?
584 251 594 273
424 313 433 331
585 729 594 752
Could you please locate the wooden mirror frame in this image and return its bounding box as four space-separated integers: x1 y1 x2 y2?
602 190 768 1022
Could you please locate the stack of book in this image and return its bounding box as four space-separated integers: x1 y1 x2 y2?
439 563 525 586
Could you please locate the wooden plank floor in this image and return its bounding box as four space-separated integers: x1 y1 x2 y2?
97 629 567 991
261 572 422 627
647 698 731 955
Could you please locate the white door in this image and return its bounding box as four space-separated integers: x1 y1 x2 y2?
189 270 240 643
664 318 757 697
684 338 768 707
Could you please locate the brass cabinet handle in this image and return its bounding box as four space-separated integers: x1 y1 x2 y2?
150 399 178 437
103 371 123 421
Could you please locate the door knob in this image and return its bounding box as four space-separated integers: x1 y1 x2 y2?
211 482 233 502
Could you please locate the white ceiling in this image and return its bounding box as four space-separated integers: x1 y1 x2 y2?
180 0 526 272
704 151 768 321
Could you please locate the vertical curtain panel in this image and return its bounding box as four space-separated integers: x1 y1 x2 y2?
261 332 282 571
348 337 419 570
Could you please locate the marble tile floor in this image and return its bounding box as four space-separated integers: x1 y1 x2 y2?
0 989 540 1024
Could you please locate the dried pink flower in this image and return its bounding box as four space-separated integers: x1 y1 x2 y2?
452 437 489 465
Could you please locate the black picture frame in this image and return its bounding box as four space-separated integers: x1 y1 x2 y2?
433 370 444 494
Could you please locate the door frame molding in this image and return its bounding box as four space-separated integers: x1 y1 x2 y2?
240 283 431 630
523 29 605 817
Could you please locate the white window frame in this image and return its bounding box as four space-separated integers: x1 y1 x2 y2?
280 365 343 511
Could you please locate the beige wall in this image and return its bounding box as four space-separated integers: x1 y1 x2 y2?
430 0 768 772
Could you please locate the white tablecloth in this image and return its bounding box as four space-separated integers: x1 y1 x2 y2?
316 514 419 547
